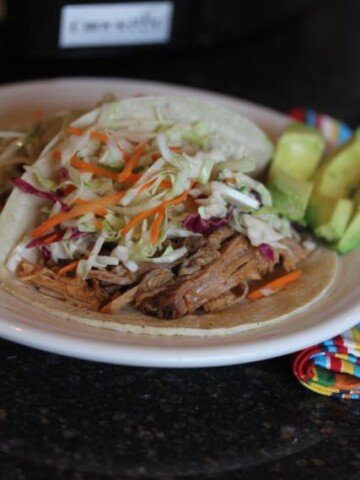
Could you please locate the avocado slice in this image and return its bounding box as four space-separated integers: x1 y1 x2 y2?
306 129 360 248
271 123 325 180
268 124 325 221
317 128 360 198
313 198 354 242
337 204 360 254
269 166 313 221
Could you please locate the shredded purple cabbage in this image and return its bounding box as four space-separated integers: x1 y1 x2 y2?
41 246 52 262
26 227 85 250
12 178 59 202
291 222 308 234
259 243 275 262
68 227 85 240
57 167 69 182
183 214 229 235
11 178 70 212
250 189 262 204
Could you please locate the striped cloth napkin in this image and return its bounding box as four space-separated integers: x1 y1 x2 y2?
293 327 360 399
288 108 360 399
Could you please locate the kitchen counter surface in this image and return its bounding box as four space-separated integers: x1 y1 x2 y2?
1 1 360 478
1 339 360 480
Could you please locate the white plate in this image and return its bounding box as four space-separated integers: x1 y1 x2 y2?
0 78 359 367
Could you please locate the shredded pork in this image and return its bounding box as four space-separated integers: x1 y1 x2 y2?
18 261 103 310
139 234 308 318
18 227 309 319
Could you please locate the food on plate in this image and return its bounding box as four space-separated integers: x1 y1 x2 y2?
0 96 342 333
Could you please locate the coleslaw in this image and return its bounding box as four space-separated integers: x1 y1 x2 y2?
6 100 300 280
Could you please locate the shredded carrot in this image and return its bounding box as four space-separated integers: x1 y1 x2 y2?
95 208 107 216
42 233 59 244
116 142 130 162
138 178 171 191
29 191 125 239
125 176 172 192
160 179 172 189
95 219 104 230
150 207 165 245
121 209 156 236
124 173 142 185
130 177 172 195
73 198 107 216
186 194 198 212
70 156 119 180
248 270 302 301
160 188 190 210
90 131 109 143
58 261 79 276
170 146 183 153
138 178 156 193
66 126 84 136
53 150 61 160
117 141 148 183
74 198 88 205
121 189 189 236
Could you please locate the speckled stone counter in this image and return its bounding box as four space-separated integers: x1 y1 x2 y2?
1 1 360 478
1 339 359 480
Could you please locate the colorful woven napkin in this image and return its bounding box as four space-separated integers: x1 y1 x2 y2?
288 108 360 399
287 108 353 145
293 327 360 399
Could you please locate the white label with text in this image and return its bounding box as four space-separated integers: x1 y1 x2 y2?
59 2 173 48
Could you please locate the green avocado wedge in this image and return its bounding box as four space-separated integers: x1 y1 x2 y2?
317 128 360 199
271 123 326 180
269 166 313 221
306 129 360 251
337 204 360 254
268 124 325 222
311 197 354 242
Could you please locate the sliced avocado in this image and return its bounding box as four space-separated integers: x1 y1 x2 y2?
306 190 336 227
268 124 324 222
317 128 360 198
269 166 313 221
307 129 360 249
271 123 325 180
313 198 354 242
337 204 360 254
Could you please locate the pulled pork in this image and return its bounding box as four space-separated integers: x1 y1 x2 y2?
18 261 104 310
18 227 309 318
139 234 308 318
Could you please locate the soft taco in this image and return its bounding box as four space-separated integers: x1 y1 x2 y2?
0 96 338 336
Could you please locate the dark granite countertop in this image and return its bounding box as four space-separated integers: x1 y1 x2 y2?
1 1 360 479
1 340 360 480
